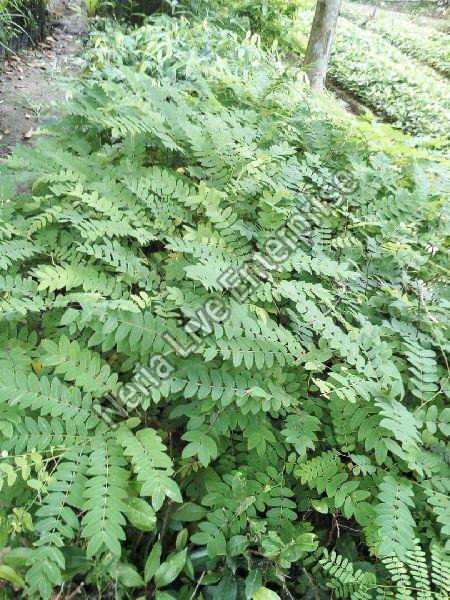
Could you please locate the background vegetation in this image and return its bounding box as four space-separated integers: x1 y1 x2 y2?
0 0 49 55
222 0 450 146
83 0 165 22
0 1 448 599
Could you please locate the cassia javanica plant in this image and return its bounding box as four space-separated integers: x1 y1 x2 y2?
0 13 448 600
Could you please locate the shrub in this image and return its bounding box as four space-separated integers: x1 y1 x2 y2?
231 0 306 41
292 10 450 144
0 14 448 599
341 2 450 77
0 0 48 55
84 0 165 22
215 1 449 144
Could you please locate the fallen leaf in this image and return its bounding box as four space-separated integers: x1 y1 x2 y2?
31 362 42 374
24 128 33 139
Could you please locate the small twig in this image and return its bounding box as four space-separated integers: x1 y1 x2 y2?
282 583 295 600
189 571 205 600
66 582 84 600
159 500 173 548
323 289 345 317
302 569 320 600
335 515 341 541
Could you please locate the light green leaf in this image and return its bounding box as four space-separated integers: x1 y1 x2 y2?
154 548 187 588
118 563 144 588
126 497 157 531
252 587 281 600
245 570 263 599
0 564 25 588
171 502 207 522
144 542 162 584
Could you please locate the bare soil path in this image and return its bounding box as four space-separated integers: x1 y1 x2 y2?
0 0 85 156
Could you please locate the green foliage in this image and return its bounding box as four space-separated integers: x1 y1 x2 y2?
118 426 182 509
0 0 48 54
292 10 450 143
219 0 449 144
86 0 165 21
342 2 450 76
0 10 448 599
378 541 450 599
231 0 305 42
375 476 416 560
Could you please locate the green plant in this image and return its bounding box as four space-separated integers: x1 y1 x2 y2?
291 9 450 144
0 0 48 55
341 2 450 77
231 0 306 41
84 0 165 22
214 0 449 145
0 12 448 599
83 0 106 18
0 2 13 52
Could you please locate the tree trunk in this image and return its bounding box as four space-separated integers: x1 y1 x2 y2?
304 0 342 93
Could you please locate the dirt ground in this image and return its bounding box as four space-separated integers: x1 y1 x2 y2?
0 0 85 156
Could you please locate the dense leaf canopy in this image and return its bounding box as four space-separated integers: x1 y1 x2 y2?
0 11 448 600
